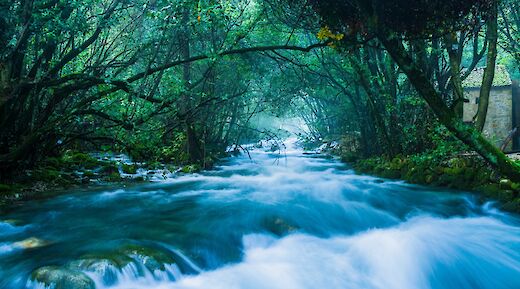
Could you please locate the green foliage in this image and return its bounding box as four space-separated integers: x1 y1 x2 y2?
159 133 190 164
121 164 138 174
181 164 201 174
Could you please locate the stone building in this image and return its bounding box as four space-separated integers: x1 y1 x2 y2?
462 65 515 150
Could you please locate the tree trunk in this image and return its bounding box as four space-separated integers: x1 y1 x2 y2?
444 33 465 118
380 33 520 182
179 6 203 164
475 1 498 132
186 121 203 163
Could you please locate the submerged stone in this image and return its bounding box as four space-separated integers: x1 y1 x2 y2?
68 257 126 287
14 237 49 249
264 217 299 236
69 253 133 271
31 266 95 289
119 244 176 271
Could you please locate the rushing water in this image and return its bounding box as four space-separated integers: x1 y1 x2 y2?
1 139 520 289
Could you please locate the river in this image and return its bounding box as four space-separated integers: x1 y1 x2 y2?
1 139 519 289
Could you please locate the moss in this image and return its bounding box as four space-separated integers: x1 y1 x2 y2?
497 190 515 202
61 152 100 169
83 171 96 178
147 161 163 170
181 164 201 174
75 253 134 270
105 172 121 182
502 198 520 212
99 162 119 175
352 151 520 213
380 169 401 179
121 164 138 174
119 244 175 271
32 169 62 182
31 266 95 289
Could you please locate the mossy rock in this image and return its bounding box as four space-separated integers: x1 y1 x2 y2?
181 164 201 174
62 152 100 169
442 167 464 176
119 244 175 271
476 183 502 198
31 266 95 289
69 252 134 271
105 172 121 182
99 163 119 174
502 198 520 212
134 176 145 182
83 170 96 178
121 164 138 174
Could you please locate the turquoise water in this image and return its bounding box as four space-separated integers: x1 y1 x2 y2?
1 140 520 289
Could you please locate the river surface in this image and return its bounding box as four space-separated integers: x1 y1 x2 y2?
1 140 520 289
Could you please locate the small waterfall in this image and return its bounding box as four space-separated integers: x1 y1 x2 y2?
26 244 192 289
88 262 183 289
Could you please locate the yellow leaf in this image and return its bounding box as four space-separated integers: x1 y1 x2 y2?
317 26 344 41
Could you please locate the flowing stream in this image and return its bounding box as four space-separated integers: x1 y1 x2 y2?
1 139 520 289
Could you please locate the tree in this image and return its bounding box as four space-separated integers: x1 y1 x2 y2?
309 0 520 181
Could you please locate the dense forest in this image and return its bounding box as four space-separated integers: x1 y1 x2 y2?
1 1 520 289
0 0 519 202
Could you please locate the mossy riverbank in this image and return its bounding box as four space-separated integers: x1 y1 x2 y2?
0 151 211 212
349 152 520 213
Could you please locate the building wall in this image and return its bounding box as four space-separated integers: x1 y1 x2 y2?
513 80 520 150
463 86 512 149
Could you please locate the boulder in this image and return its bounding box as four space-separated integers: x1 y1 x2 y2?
31 266 95 289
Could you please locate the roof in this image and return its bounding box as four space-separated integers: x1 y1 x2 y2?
463 65 512 88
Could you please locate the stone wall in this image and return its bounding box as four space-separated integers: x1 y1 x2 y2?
463 86 512 149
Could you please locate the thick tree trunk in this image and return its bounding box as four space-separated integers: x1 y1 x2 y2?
475 1 498 132
380 33 520 182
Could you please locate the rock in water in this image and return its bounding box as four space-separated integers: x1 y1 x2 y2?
30 266 95 289
119 244 176 272
68 257 129 287
13 237 49 249
264 217 298 236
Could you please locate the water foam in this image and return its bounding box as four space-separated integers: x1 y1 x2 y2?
91 216 520 289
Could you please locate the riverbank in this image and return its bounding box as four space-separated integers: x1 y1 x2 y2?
0 151 209 212
347 151 520 213
2 138 520 289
